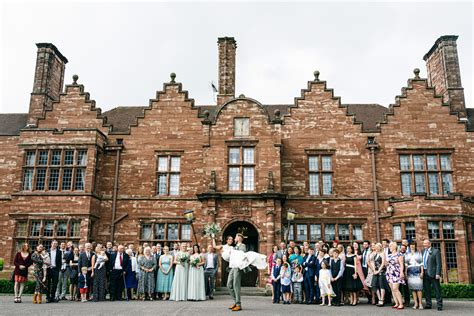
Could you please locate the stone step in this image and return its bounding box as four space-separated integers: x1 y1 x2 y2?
214 287 270 296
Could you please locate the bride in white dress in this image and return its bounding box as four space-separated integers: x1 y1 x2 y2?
212 235 267 270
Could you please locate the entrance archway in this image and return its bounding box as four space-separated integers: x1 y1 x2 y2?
221 221 259 287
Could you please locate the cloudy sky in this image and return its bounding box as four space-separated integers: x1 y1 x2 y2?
0 0 472 113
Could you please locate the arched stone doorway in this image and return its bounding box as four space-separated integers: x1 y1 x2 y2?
221 220 259 287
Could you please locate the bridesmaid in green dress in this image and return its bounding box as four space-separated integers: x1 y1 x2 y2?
170 243 189 301
156 245 174 300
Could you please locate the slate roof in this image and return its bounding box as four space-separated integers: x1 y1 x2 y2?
2 104 472 135
0 113 28 135
345 103 390 132
102 106 147 133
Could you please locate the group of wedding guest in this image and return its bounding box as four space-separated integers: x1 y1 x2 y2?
12 240 219 304
268 238 443 311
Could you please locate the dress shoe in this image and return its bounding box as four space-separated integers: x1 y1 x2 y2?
437 307 443 311
229 304 236 310
209 296 214 300
231 306 242 312
425 306 432 310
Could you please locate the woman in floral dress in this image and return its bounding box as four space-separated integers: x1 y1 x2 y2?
138 247 156 300
31 244 47 304
386 241 405 309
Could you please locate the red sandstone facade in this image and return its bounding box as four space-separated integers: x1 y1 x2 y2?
0 36 473 286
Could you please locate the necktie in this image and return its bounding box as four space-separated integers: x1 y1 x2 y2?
120 254 123 267
423 250 428 269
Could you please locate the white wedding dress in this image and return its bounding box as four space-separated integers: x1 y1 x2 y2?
222 244 267 270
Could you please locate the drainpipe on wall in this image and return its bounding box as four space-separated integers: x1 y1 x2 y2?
367 137 381 241
110 142 123 243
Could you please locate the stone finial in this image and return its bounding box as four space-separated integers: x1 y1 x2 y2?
314 70 320 81
72 74 79 85
238 94 245 98
413 68 420 79
203 110 210 119
274 109 281 118
170 72 176 83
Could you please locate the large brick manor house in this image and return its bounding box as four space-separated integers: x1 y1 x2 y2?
0 35 473 286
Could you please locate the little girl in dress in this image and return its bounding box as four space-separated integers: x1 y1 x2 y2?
318 260 335 306
41 250 51 283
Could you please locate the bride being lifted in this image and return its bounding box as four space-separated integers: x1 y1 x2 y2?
211 234 267 272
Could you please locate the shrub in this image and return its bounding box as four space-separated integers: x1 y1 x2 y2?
0 279 36 294
440 283 474 299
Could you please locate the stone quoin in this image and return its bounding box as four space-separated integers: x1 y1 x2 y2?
0 36 473 287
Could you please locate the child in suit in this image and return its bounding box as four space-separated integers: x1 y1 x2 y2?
78 267 90 302
330 248 343 306
271 258 282 303
291 265 304 304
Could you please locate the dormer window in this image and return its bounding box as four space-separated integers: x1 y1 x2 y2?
234 118 250 137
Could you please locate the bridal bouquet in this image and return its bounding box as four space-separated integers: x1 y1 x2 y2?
190 257 200 267
203 222 221 238
177 252 189 265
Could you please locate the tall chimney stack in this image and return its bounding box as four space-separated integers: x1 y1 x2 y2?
217 37 236 105
27 43 68 126
424 35 466 117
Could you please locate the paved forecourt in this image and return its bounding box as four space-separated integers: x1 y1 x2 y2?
1 296 473 316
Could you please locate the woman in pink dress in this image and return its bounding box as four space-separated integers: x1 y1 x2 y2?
267 245 278 300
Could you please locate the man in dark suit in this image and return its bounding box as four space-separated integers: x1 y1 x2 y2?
302 247 316 304
78 242 94 300
46 240 62 303
422 239 443 311
204 244 219 299
108 244 130 301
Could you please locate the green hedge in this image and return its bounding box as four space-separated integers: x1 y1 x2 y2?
0 279 36 294
0 279 473 298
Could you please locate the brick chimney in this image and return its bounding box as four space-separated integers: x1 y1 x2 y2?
424 35 466 117
217 37 236 106
27 43 68 126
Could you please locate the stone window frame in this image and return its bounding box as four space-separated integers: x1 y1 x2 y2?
397 149 454 197
139 221 191 244
426 220 459 283
226 142 257 192
13 218 82 252
285 221 364 243
305 149 335 197
155 150 183 197
392 221 416 241
21 147 88 192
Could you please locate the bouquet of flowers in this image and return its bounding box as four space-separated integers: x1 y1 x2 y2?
203 222 221 238
190 256 200 267
177 252 189 265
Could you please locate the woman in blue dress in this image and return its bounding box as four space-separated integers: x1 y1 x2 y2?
156 245 174 300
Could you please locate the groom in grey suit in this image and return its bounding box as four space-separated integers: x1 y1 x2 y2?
228 233 246 311
422 239 443 310
204 245 219 299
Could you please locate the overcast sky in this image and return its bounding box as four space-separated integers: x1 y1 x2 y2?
0 1 472 114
